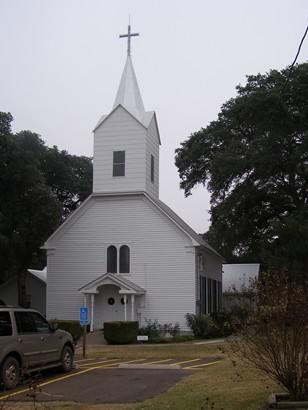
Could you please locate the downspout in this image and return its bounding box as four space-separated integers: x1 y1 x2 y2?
195 248 200 316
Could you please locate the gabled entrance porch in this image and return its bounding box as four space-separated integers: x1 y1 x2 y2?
79 273 146 331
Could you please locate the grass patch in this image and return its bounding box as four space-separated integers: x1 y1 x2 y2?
78 340 224 361
132 359 279 410
3 342 283 410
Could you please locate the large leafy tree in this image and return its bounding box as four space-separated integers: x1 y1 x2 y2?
175 63 308 279
42 146 92 218
0 113 93 303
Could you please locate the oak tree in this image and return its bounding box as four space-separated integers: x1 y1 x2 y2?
175 63 308 279
0 113 93 304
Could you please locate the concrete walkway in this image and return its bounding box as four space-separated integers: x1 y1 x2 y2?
76 330 107 347
76 331 225 347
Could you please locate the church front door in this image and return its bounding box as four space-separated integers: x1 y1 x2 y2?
96 284 125 324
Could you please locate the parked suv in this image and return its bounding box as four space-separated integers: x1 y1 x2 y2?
0 306 75 389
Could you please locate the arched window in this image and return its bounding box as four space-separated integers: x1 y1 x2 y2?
120 245 130 273
107 246 117 273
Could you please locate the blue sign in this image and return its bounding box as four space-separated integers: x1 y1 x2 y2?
79 307 89 325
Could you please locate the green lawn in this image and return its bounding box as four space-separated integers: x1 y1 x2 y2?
7 341 283 410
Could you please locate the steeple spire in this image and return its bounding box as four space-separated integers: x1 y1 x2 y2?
119 24 139 57
113 24 146 125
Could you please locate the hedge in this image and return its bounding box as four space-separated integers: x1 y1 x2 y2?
104 321 138 344
50 319 83 341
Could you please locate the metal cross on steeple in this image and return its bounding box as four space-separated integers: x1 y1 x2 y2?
119 24 139 56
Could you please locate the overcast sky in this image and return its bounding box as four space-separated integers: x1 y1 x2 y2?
1 0 307 233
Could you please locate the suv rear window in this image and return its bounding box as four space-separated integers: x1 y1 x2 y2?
0 311 13 336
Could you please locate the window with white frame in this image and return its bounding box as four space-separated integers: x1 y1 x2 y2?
113 151 125 177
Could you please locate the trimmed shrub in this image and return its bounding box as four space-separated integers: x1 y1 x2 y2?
50 319 83 341
104 321 138 344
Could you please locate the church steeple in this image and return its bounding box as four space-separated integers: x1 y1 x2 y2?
92 25 160 198
113 55 146 126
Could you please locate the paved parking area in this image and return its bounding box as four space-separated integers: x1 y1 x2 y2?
77 356 220 370
0 357 220 404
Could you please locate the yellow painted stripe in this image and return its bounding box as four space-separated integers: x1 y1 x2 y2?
183 360 222 370
172 358 201 365
80 358 147 369
142 358 173 365
74 365 124 371
79 358 119 367
118 358 146 364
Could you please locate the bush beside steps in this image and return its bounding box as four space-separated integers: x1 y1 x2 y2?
50 319 83 342
104 321 139 344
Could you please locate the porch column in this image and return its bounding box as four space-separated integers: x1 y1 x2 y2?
90 294 94 332
124 295 127 321
131 294 135 321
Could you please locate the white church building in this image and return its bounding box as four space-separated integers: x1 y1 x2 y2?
43 26 223 332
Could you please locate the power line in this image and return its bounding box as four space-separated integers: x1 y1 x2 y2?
268 21 308 129
280 22 308 96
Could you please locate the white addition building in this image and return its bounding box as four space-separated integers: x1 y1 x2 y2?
43 26 223 332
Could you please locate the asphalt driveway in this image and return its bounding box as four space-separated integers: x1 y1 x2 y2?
0 356 220 404
1 367 194 404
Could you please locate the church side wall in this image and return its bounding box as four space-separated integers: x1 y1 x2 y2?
202 252 222 280
46 195 196 331
25 276 46 316
197 250 223 315
93 108 148 194
145 117 159 198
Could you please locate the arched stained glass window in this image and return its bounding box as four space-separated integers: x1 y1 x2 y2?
120 245 130 273
107 246 117 273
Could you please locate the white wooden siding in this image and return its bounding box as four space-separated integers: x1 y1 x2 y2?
93 107 148 194
145 116 159 198
46 195 196 331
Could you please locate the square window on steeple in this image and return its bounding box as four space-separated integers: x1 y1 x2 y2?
113 151 125 177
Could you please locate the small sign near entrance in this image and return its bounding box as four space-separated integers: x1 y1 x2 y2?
137 335 148 342
79 307 89 325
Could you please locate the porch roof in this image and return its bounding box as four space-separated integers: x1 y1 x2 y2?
78 273 146 295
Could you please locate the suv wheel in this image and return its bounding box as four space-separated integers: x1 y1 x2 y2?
0 356 20 390
60 346 73 372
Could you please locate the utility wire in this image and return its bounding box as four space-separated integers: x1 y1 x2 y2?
280 22 308 96
269 21 308 128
